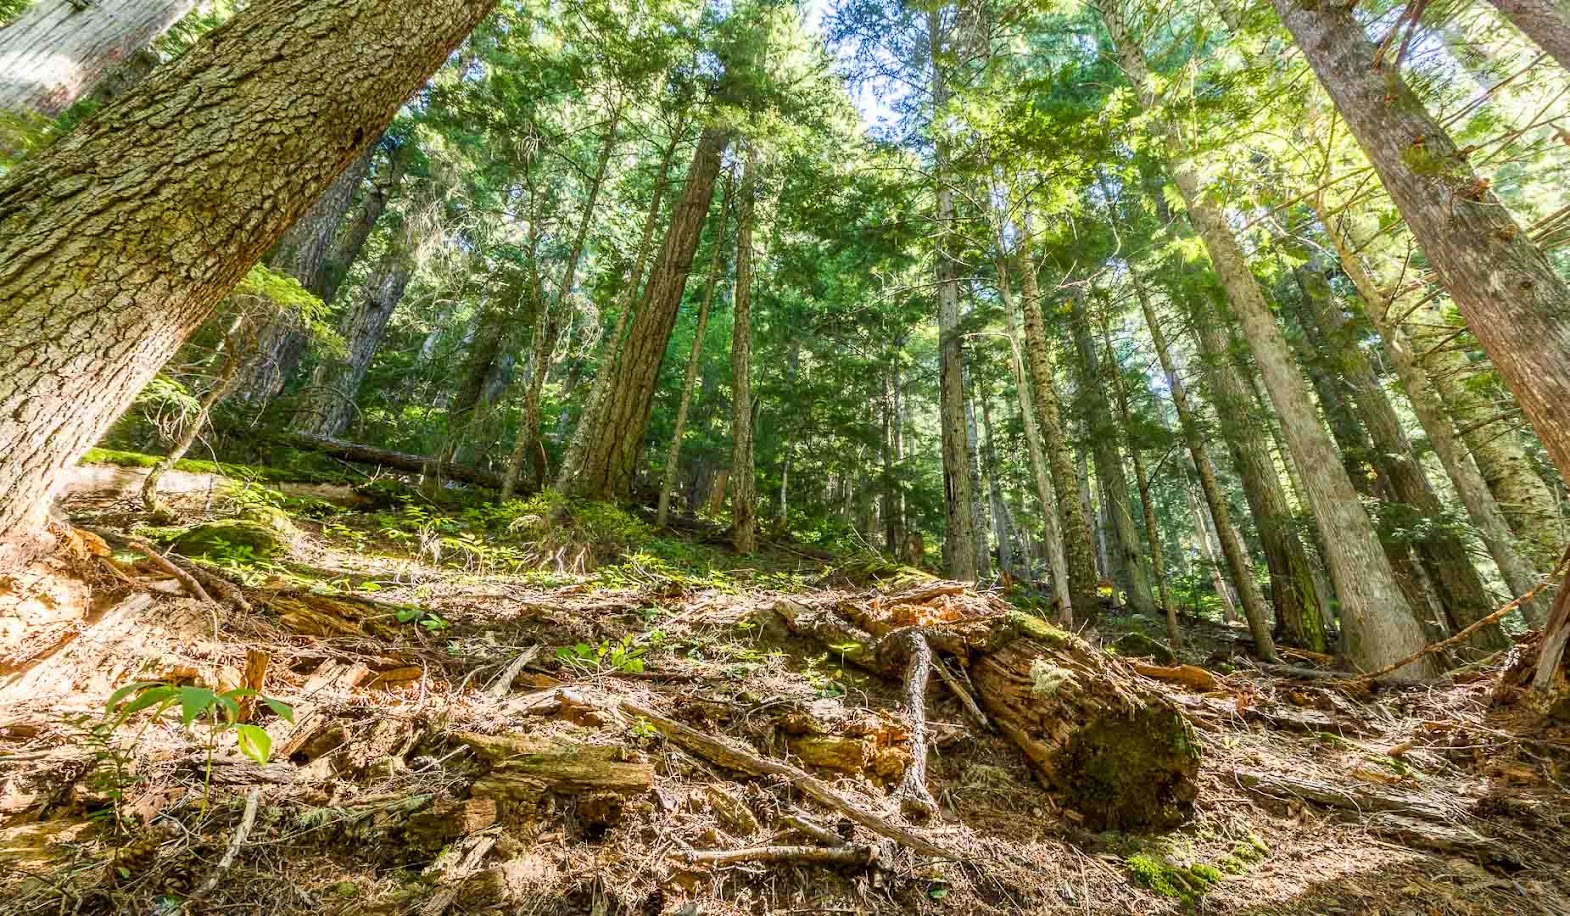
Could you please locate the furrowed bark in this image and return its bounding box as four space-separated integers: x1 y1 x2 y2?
0 0 496 550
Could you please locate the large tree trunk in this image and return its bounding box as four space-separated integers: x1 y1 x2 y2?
1133 268 1277 655
324 140 408 304
290 243 414 438
1017 255 1101 622
928 10 984 581
1318 204 1546 625
1295 262 1507 649
730 146 759 554
230 144 377 405
0 0 199 120
0 0 494 549
559 126 729 500
1487 0 1570 71
1093 0 1430 678
1069 297 1158 616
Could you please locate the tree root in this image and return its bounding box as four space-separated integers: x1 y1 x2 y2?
892 630 938 819
675 844 875 867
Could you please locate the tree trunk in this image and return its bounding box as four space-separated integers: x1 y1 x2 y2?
0 0 495 548
1318 204 1546 625
0 0 199 120
1294 261 1507 649
1487 0 1570 71
1069 296 1158 616
731 146 759 553
1017 255 1100 622
1133 268 1278 653
929 10 984 581
142 314 252 512
290 242 414 438
559 126 728 500
324 139 408 304
979 390 1016 576
1186 470 1240 623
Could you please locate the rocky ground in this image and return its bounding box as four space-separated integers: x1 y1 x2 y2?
0 460 1567 915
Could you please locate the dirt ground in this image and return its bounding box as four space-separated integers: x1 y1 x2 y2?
1 470 1566 915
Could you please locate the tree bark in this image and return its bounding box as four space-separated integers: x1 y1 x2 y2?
324 140 408 304
1017 255 1100 622
559 125 728 500
731 146 759 553
1487 0 1570 71
0 0 495 548
0 0 199 120
1093 0 1430 677
286 432 503 489
928 9 984 581
142 313 252 512
1070 296 1158 616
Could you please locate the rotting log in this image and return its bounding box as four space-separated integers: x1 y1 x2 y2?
773 595 1201 832
457 733 654 800
286 432 506 490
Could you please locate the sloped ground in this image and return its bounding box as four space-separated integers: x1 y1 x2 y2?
1 467 1567 915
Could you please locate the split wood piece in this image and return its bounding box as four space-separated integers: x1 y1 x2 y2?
931 651 991 730
885 582 968 605
893 630 939 818
457 732 653 799
190 788 260 901
773 599 1200 831
1363 812 1522 869
267 590 425 638
420 830 500 916
287 432 506 490
487 646 541 697
1131 662 1219 692
620 700 956 859
237 649 268 723
779 811 846 847
675 844 875 867
269 659 371 759
1233 768 1453 822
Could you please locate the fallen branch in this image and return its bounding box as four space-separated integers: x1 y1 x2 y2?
165 552 253 614
675 844 874 867
286 432 506 490
620 700 954 859
779 811 846 847
930 651 990 731
190 788 259 901
487 646 540 697
893 631 938 818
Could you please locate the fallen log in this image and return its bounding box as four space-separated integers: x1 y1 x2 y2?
773 598 1200 831
285 432 506 490
675 844 875 867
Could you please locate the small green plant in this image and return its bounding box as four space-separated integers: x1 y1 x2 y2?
393 606 451 632
556 632 651 674
628 718 658 740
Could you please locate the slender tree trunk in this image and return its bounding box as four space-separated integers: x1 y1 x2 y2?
559 126 729 500
979 387 1015 576
0 0 199 120
1294 261 1507 649
1133 268 1279 652
291 242 415 438
1101 305 1180 645
928 10 984 580
0 0 494 548
1017 254 1100 621
1069 296 1157 615
324 140 408 304
142 314 252 512
730 147 759 553
1187 469 1240 623
1318 204 1546 625
1487 0 1570 71
1093 0 1430 678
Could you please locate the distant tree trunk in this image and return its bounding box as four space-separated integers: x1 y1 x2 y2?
501 104 623 502
1318 204 1546 625
965 380 993 577
1486 0 1570 71
1133 268 1276 653
231 145 376 405
0 0 199 120
1186 470 1240 623
1095 0 1430 677
929 10 984 581
448 296 516 454
1294 261 1507 649
291 242 414 438
559 125 729 500
730 146 759 554
0 0 494 547
142 313 253 513
324 140 408 304
1069 297 1156 615
979 389 1015 576
1017 254 1100 623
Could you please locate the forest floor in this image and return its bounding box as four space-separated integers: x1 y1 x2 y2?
1 459 1568 915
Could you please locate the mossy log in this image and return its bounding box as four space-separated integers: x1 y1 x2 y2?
287 432 506 490
773 595 1200 831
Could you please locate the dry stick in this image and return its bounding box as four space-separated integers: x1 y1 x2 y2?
125 535 221 638
779 811 846 847
191 788 260 901
487 646 540 697
165 552 253 614
1352 545 1570 686
675 845 874 867
893 631 939 818
620 700 955 859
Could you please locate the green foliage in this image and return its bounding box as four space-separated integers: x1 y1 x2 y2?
555 630 664 674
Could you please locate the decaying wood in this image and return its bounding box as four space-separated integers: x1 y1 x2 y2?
676 844 875 867
286 431 506 489
892 630 938 818
931 650 990 730
420 830 500 916
488 646 541 697
271 659 372 759
1131 662 1219 691
620 700 956 859
237 649 269 723
1364 812 1521 868
458 732 654 799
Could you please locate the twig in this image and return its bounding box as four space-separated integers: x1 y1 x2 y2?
779 811 846 847
931 650 991 730
675 844 874 867
128 536 221 638
487 646 540 697
190 788 259 900
165 552 253 614
620 700 955 859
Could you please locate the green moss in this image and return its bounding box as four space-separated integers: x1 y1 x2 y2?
1111 631 1175 665
1006 610 1071 648
171 519 292 560
80 448 347 485
1125 853 1220 907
